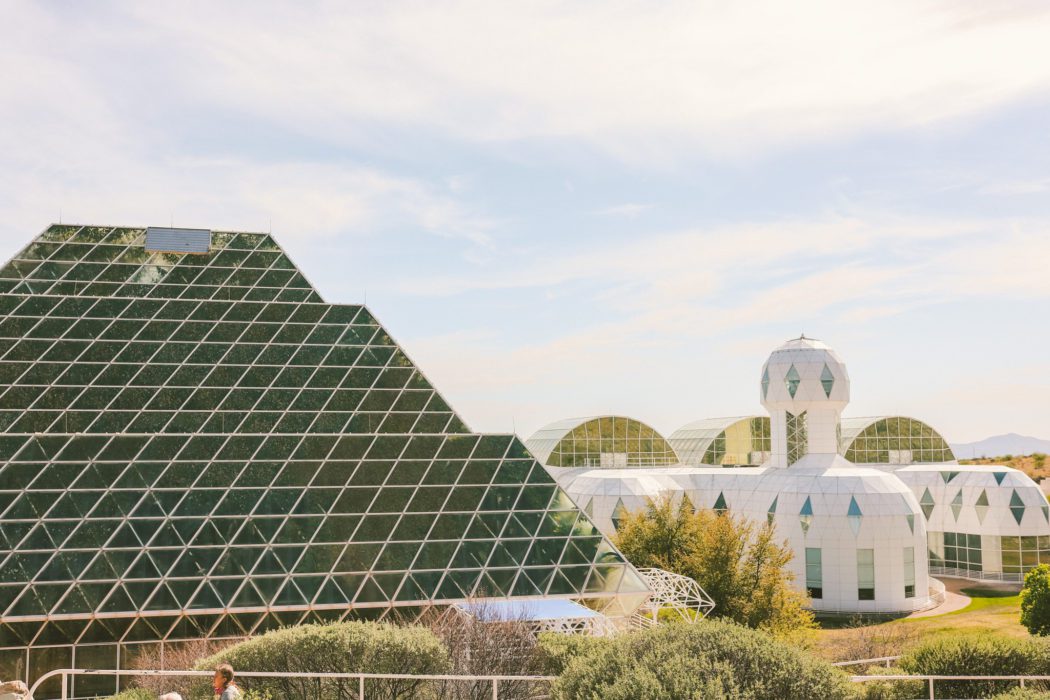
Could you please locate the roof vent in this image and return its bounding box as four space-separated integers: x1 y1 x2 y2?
145 227 211 254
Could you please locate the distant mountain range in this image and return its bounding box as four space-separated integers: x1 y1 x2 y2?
951 433 1050 459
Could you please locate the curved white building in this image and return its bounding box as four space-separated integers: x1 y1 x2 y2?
528 337 1050 614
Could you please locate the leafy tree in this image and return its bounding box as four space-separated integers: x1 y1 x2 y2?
1022 564 1050 635
551 620 852 700
614 496 815 638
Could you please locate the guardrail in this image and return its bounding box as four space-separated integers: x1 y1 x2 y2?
850 673 1050 699
27 668 558 700
928 577 947 606
30 666 1050 700
929 566 1025 584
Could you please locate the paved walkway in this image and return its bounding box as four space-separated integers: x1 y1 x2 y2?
906 577 1019 618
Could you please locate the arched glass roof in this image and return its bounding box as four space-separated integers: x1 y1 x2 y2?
525 416 679 468
840 416 955 465
669 416 771 466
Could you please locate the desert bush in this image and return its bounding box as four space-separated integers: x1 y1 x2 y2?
552 619 852 700
853 666 925 700
193 621 450 699
829 617 920 664
419 604 547 700
899 635 1050 698
128 638 231 698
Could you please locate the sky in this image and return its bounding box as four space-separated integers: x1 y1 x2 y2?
1 1 1049 444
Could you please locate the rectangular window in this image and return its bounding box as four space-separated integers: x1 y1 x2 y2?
904 546 916 598
942 531 983 572
857 548 875 601
805 547 822 599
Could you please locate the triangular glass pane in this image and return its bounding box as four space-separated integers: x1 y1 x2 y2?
847 496 862 517
713 492 728 514
975 489 989 524
800 496 813 516
950 490 963 521
799 496 813 535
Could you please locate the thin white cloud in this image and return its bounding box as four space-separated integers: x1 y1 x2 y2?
979 178 1050 195
96 1 1050 162
403 212 1050 436
594 203 654 218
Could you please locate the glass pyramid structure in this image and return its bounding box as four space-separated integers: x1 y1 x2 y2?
0 225 649 695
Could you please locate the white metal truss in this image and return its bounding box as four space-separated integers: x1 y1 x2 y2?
633 567 714 623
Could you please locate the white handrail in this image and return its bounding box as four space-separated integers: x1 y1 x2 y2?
851 673 1050 700
27 668 558 700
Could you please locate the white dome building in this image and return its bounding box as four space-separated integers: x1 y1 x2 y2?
529 337 1050 614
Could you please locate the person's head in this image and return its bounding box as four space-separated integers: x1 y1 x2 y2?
213 663 235 690
160 694 183 700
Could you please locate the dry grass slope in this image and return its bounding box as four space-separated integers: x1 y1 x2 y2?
814 586 1027 663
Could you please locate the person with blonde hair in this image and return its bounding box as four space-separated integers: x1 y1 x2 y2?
212 664 242 699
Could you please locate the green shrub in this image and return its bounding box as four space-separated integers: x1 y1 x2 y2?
899 635 1050 698
535 631 612 675
1023 565 1050 635
853 666 925 700
552 619 852 700
992 688 1050 700
104 691 153 700
193 621 450 699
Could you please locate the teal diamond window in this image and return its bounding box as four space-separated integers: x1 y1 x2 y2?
920 488 935 520
820 364 835 398
785 364 800 398
799 496 813 535
611 498 627 531
761 367 770 400
713 492 728 514
767 495 778 525
1010 490 1026 525
847 496 862 536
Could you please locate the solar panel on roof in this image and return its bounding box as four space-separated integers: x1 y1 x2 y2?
145 226 211 253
